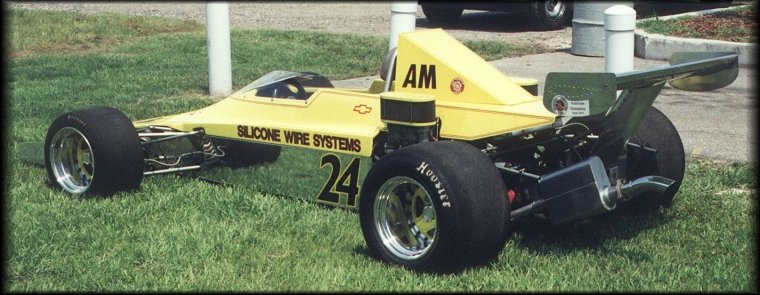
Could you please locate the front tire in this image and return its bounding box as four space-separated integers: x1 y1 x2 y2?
44 107 144 195
359 141 509 272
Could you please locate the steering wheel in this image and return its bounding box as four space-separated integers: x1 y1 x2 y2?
272 79 308 100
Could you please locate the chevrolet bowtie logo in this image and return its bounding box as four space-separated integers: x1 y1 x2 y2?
353 104 372 114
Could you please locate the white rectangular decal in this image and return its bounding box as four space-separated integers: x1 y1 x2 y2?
567 100 590 117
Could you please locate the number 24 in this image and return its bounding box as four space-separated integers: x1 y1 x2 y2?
318 154 360 207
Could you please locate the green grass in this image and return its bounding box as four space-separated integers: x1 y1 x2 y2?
637 4 755 43
5 8 757 292
7 149 757 291
8 9 204 58
638 16 682 36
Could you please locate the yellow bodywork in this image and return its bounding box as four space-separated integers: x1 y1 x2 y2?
134 28 556 156
135 89 383 157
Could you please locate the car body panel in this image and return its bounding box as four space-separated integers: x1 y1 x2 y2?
394 29 544 106
198 145 370 210
135 89 383 157
135 29 559 153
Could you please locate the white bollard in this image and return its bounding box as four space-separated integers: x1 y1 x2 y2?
206 2 232 97
604 5 636 74
389 2 417 50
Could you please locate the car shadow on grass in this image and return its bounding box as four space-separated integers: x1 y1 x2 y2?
350 206 675 274
509 207 673 261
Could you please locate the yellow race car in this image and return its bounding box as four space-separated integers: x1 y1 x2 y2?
44 29 738 271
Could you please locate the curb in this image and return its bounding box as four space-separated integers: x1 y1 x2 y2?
634 5 756 66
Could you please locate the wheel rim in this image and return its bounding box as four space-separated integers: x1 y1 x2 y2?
545 0 564 19
49 127 95 194
374 176 438 261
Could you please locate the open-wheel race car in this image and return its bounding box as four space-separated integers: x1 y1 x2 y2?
43 29 738 272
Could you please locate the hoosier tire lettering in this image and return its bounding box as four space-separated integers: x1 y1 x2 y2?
415 161 451 207
66 115 87 127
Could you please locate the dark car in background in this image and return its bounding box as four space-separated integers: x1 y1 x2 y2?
419 0 736 31
420 0 573 30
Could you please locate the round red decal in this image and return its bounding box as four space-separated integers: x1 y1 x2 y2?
554 99 566 113
450 78 465 95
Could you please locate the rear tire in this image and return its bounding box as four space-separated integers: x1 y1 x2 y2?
359 141 509 272
379 47 397 82
45 107 144 195
624 106 685 210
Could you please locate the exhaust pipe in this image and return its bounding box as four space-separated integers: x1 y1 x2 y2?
601 175 677 208
534 157 679 225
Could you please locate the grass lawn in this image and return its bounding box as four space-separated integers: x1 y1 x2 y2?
5 8 757 292
637 4 756 43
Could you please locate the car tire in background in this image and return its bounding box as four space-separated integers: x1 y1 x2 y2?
45 107 144 195
359 140 509 272
420 3 464 24
623 106 686 211
531 0 573 30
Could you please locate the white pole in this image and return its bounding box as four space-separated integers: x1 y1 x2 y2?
206 2 232 97
604 5 636 73
389 1 417 50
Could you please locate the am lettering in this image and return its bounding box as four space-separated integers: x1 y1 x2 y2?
402 64 436 89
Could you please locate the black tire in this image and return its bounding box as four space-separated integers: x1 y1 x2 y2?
624 106 685 210
421 3 464 24
531 0 572 30
44 107 144 195
359 141 509 272
379 47 397 82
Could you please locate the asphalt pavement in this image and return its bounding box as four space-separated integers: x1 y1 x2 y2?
334 52 755 163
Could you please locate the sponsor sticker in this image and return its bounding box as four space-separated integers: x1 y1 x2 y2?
550 95 590 117
566 100 590 116
450 78 465 95
236 125 361 153
551 95 567 115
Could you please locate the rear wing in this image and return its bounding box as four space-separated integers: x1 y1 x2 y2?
542 52 738 167
543 52 738 117
618 51 739 91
